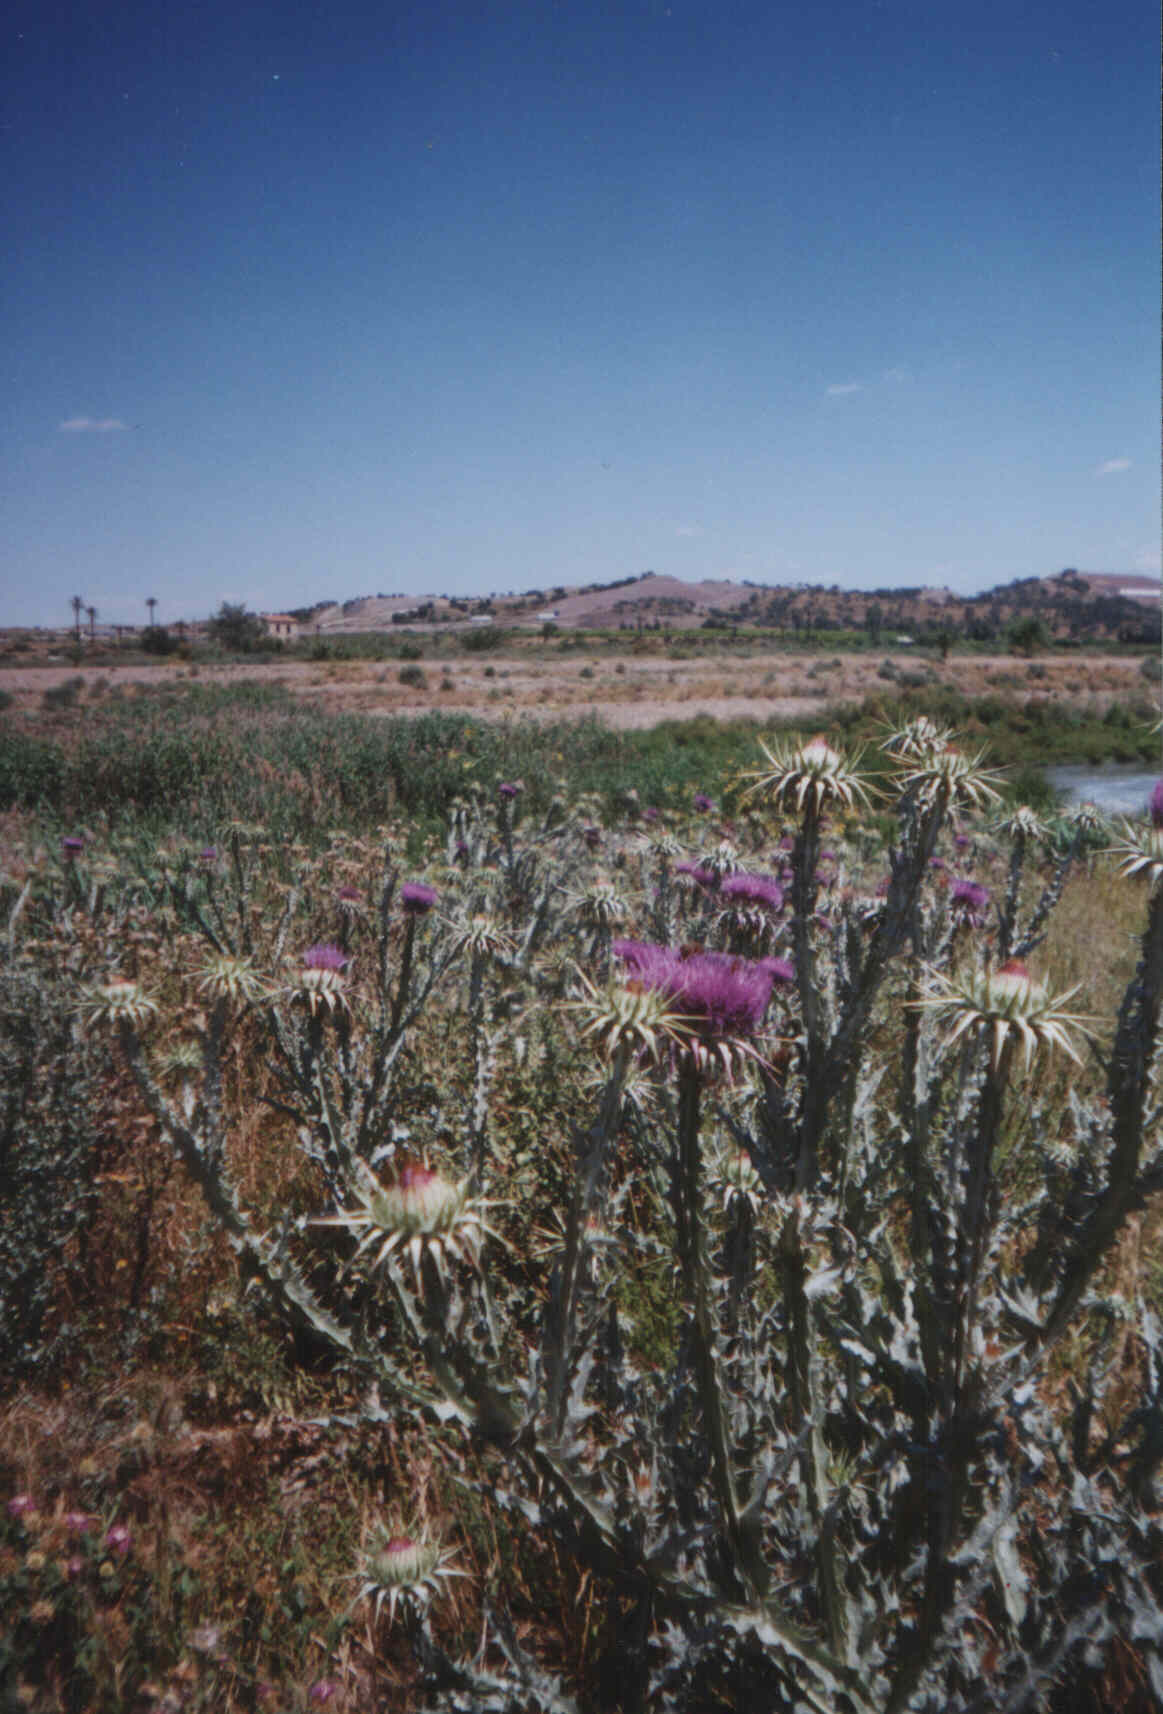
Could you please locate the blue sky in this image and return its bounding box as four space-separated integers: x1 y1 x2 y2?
3 0 1159 627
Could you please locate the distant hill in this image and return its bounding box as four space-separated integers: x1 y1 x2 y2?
299 568 1159 644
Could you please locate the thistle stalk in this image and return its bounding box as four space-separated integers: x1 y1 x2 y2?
546 1044 630 1437
673 1061 767 1597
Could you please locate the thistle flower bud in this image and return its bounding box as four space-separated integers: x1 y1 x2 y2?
742 734 874 815
357 1527 463 1627
293 944 350 1014
914 958 1096 1069
79 978 158 1030
400 881 438 915
314 1160 497 1287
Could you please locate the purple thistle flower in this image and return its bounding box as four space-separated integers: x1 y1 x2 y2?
954 833 971 851
498 781 521 800
929 856 946 870
673 860 716 890
582 826 602 849
198 846 218 866
614 942 775 1043
1150 780 1163 830
720 872 784 912
400 881 439 915
61 835 85 858
302 943 349 972
819 849 837 863
758 956 795 986
6 1494 36 1518
778 835 795 852
950 878 991 928
643 806 660 823
693 793 715 814
611 938 662 975
336 884 362 903
665 951 774 1040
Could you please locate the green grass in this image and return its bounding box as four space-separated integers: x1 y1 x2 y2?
1 680 1158 842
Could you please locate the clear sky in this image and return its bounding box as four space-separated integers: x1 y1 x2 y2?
3 0 1159 627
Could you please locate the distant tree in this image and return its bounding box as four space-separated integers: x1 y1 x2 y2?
209 602 265 653
146 596 157 629
1008 615 1050 657
71 595 84 640
86 605 97 641
934 627 953 662
864 602 883 643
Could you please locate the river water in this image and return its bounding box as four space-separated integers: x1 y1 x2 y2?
1045 763 1161 816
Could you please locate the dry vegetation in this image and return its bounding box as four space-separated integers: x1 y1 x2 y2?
0 646 1147 729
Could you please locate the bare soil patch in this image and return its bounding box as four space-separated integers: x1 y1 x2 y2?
0 651 1143 728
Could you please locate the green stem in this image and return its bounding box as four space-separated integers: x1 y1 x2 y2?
675 1062 767 1596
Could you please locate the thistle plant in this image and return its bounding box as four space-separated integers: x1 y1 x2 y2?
46 727 1163 1712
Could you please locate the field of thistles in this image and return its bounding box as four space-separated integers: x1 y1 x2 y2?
0 696 1161 1712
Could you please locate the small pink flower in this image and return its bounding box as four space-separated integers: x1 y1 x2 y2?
66 1555 85 1579
309 1682 340 1705
64 1511 91 1535
105 1523 132 1555
6 1494 36 1518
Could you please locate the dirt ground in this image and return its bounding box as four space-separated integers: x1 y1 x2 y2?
0 650 1146 728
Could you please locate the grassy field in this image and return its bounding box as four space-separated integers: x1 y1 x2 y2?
0 673 1159 843
1 692 1161 1711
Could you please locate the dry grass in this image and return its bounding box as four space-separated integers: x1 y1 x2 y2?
0 649 1146 729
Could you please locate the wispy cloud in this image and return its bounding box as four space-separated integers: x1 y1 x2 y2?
882 366 911 384
59 417 127 433
674 523 704 538
825 382 862 397
1096 457 1132 476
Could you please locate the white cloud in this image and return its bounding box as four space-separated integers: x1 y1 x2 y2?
826 382 862 397
59 417 127 433
1134 545 1162 574
675 523 704 538
882 366 911 383
1096 457 1132 476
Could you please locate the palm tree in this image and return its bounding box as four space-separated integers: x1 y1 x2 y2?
71 595 84 640
87 605 97 642
146 596 157 630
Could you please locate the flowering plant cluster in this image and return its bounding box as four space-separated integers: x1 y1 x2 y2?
5 728 1163 1711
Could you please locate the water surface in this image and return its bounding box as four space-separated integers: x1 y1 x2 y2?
1045 764 1160 817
